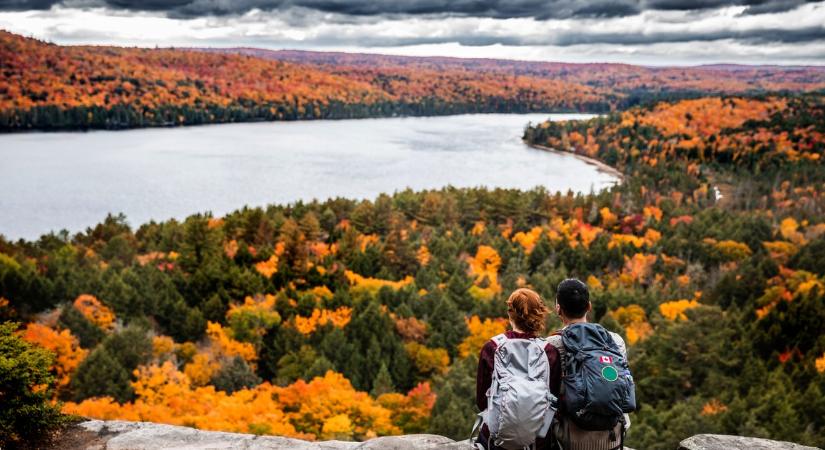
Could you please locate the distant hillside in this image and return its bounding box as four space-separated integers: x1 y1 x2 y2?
0 30 606 131
204 47 825 94
2 29 825 131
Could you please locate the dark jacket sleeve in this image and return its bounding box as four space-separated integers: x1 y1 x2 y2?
545 343 562 397
476 340 497 411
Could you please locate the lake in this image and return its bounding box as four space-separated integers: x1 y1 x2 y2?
0 114 617 240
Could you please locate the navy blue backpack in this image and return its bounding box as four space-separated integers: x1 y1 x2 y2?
551 323 636 432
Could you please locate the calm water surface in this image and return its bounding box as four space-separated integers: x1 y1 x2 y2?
0 114 617 240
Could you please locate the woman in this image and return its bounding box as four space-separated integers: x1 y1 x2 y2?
475 288 562 450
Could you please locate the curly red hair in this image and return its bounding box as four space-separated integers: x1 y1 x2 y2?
506 288 548 334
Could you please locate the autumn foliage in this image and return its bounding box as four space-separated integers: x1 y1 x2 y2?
4 30 825 131
458 316 508 358
21 323 87 393
73 295 115 332
63 366 433 441
0 31 608 130
2 91 825 447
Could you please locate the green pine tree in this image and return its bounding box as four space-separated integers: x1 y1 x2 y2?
0 322 66 447
371 362 396 397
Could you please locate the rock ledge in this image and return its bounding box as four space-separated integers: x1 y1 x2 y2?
71 420 473 450
679 434 821 450
50 420 819 450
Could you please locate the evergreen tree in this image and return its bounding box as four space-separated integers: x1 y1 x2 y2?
0 322 65 447
428 357 477 440
202 293 227 324
446 272 475 312
274 345 333 385
427 293 469 360
790 236 825 276
342 299 413 391
371 362 395 397
211 356 262 394
71 347 133 402
58 305 105 348
71 325 152 402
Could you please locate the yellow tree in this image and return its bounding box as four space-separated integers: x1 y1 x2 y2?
404 342 450 376
273 371 400 440
457 316 508 358
467 245 502 299
659 299 700 321
606 305 652 345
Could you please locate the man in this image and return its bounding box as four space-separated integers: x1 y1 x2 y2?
548 278 632 450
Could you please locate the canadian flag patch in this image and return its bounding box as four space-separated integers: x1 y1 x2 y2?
599 356 613 364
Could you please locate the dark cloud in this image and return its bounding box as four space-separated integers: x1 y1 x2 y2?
739 0 809 14
546 25 825 46
296 25 825 47
0 0 818 18
0 0 60 10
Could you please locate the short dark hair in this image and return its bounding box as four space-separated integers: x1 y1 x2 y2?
556 278 590 319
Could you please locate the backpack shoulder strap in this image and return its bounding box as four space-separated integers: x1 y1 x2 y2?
608 331 628 360
546 332 568 374
491 333 508 348
547 333 565 355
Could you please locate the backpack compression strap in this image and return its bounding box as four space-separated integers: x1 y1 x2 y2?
470 413 484 441
538 391 557 438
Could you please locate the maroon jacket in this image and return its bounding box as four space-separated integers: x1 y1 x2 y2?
475 330 562 449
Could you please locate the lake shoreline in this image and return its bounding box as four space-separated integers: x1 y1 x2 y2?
526 142 625 182
1 114 617 240
0 109 595 134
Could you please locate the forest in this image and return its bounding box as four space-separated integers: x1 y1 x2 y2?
2 93 824 449
2 30 825 131
233 48 825 95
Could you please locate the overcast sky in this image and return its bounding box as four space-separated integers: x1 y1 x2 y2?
1 0 824 65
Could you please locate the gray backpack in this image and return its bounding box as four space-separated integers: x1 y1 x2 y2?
472 333 558 450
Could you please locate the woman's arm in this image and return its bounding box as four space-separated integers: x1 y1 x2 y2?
545 344 562 397
476 340 496 411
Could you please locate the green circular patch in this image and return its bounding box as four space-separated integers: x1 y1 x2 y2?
601 366 619 382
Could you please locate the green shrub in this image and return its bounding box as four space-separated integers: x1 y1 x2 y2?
0 321 66 447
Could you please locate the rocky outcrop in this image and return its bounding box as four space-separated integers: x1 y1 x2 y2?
60 420 474 450
49 420 818 450
679 434 821 450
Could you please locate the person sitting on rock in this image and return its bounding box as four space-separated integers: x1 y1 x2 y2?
548 278 636 450
473 288 561 450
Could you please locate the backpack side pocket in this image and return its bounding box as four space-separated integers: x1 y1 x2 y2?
621 370 636 413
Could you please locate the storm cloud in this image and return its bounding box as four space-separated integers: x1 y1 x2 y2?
0 0 818 19
1 0 824 65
